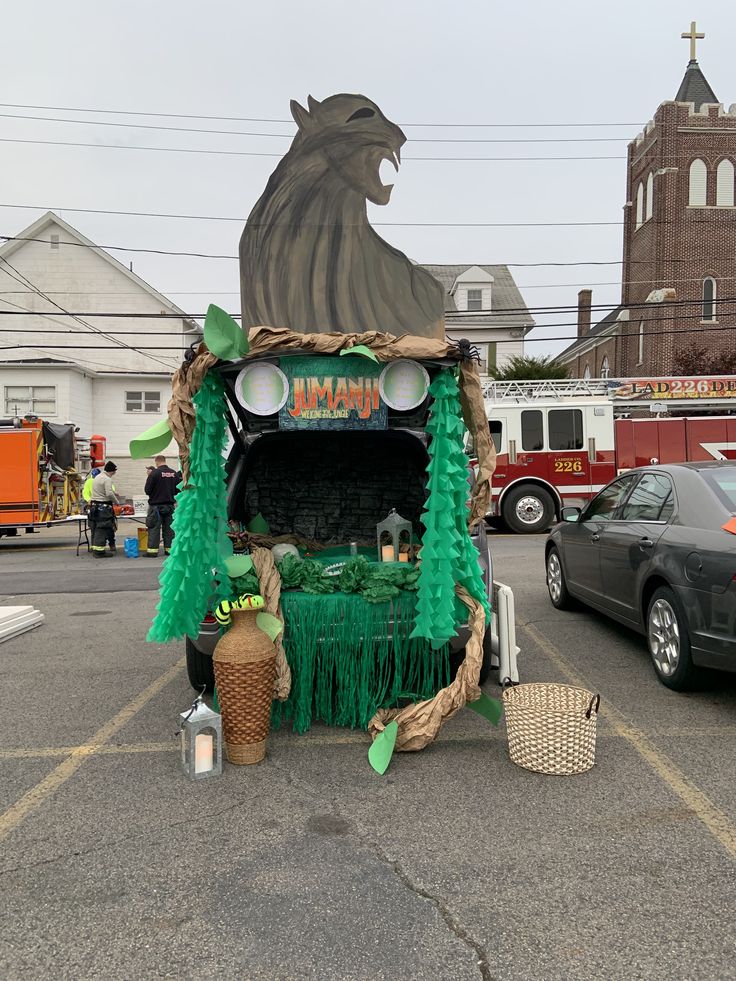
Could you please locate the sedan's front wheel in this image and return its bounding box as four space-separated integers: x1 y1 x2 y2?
646 586 698 691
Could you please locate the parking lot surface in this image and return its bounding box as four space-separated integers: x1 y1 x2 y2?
1 526 735 980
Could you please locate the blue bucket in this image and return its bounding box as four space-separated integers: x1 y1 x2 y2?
124 536 139 558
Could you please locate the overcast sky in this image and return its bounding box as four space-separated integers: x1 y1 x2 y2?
2 0 733 358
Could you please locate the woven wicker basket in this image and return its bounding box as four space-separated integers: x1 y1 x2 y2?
502 683 600 775
213 609 276 765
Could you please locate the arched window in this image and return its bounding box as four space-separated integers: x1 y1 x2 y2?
638 322 644 365
689 159 707 206
635 183 644 228
583 363 591 380
645 172 654 221
716 160 735 207
600 355 610 379
703 277 716 321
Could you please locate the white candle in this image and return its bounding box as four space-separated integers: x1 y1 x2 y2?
399 553 409 563
194 733 213 773
381 544 394 562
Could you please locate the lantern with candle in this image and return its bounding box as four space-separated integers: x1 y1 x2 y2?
179 692 223 779
377 508 413 563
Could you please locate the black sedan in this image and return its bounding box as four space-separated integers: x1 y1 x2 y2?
545 462 736 690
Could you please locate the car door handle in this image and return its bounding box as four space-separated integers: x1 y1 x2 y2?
590 533 600 543
639 538 654 549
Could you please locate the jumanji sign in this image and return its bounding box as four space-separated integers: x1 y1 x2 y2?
279 356 387 430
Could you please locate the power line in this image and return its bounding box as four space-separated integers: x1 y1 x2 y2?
0 102 645 128
0 137 627 162
0 112 638 144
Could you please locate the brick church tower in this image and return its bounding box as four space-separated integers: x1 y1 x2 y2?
561 23 736 378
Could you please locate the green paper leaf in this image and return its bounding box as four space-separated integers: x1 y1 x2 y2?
339 344 379 363
204 303 249 361
129 417 173 459
224 553 253 577
256 611 283 641
247 513 270 535
467 693 503 726
368 720 398 775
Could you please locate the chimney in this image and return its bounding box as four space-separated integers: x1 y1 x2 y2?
577 289 592 337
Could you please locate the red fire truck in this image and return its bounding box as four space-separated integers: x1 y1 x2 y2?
477 375 736 533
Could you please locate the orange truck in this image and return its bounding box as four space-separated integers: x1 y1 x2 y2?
0 416 106 538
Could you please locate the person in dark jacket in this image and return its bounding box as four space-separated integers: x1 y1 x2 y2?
144 456 181 556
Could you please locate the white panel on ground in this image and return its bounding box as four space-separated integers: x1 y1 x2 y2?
0 606 45 644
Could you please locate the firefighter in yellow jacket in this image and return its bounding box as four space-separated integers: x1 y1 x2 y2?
89 462 119 558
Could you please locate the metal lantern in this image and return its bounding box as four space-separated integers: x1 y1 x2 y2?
179 694 223 779
377 508 412 562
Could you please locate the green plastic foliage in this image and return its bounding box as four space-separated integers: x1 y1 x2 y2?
339 344 379 363
147 372 231 642
129 417 173 459
203 303 249 361
256 611 283 641
368 721 398 775
467 693 503 726
224 553 254 578
411 369 490 647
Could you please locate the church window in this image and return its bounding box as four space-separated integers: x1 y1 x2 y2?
637 322 644 365
716 160 735 207
600 355 610 379
702 277 716 321
467 288 482 311
645 173 654 221
635 183 644 229
688 159 707 206
583 363 591 380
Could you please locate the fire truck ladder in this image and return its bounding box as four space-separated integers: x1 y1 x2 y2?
481 378 610 402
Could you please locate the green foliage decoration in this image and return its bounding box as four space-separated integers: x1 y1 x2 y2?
147 372 232 642
203 303 249 361
410 369 489 647
129 417 174 459
488 354 569 381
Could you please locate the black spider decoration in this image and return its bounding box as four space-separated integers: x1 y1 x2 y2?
450 338 482 364
183 341 199 366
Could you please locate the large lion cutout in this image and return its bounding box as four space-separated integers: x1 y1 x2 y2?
239 93 445 339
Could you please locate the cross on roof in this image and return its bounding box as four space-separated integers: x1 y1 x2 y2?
681 20 705 61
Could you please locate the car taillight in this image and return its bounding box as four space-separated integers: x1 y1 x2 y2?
203 613 217 624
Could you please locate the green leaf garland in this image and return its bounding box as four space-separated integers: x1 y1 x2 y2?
129 417 174 459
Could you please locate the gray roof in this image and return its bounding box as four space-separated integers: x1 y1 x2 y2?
557 305 623 360
674 60 718 110
420 264 535 328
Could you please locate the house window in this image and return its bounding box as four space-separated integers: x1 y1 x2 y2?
520 409 544 452
125 390 161 412
583 363 591 380
716 160 734 207
645 172 654 221
703 277 716 321
4 385 57 416
688 159 707 206
635 183 644 229
467 288 482 311
638 322 644 365
600 355 610 379
50 233 60 250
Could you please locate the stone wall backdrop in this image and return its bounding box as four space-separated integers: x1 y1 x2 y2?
238 430 429 544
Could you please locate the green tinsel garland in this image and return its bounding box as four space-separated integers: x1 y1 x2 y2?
148 372 232 642
271 591 449 732
411 368 490 647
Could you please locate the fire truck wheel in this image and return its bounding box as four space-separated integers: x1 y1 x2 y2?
646 586 698 691
503 485 555 534
185 638 215 694
546 546 573 610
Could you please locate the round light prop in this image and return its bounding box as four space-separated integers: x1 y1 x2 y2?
379 360 430 411
234 363 289 415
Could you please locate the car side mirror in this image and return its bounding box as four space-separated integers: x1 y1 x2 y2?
561 506 581 522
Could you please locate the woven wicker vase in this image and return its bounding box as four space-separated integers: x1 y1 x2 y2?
213 609 276 765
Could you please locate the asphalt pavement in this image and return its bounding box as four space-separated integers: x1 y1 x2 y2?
1 525 735 980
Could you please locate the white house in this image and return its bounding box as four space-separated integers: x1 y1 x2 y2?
0 212 200 497
421 264 535 372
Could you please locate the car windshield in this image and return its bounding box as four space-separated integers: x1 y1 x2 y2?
702 466 736 513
